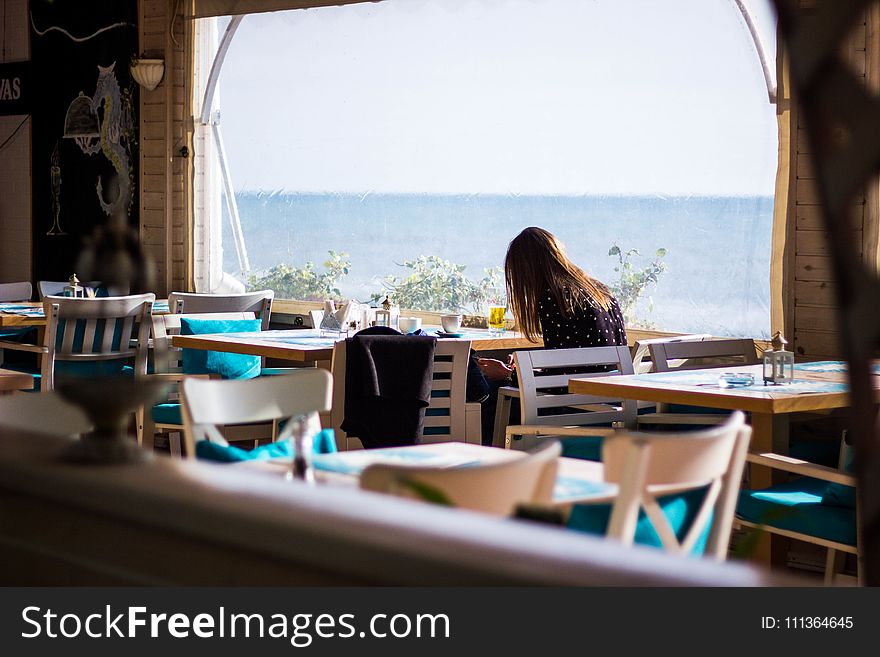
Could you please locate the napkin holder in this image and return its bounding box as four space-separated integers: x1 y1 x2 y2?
319 312 344 338
319 300 345 338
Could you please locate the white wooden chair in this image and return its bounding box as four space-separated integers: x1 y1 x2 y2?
0 281 32 302
180 368 333 458
630 333 712 374
649 338 758 373
502 345 636 454
0 294 154 390
641 338 759 427
331 338 482 450
145 311 259 454
0 390 91 437
420 339 482 445
0 294 154 443
168 290 274 329
737 436 861 584
37 280 69 299
360 440 561 516
571 411 751 559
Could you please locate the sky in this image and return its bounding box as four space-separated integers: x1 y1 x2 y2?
213 0 778 196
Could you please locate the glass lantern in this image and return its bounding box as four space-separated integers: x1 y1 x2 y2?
374 309 391 327
762 331 794 385
63 273 85 298
374 295 399 329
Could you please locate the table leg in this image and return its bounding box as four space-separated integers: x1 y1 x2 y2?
748 413 790 568
316 357 349 450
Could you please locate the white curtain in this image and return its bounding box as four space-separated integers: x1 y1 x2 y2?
192 18 243 293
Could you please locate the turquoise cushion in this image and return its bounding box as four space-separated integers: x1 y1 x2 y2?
55 361 132 381
665 404 731 416
568 488 712 554
0 326 36 341
180 318 261 380
637 404 733 433
561 435 604 461
509 433 605 461
822 447 856 509
151 403 183 426
789 437 840 468
8 365 135 392
737 478 856 546
195 428 337 462
260 367 299 376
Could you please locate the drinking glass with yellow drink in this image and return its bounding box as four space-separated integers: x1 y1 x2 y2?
486 289 507 337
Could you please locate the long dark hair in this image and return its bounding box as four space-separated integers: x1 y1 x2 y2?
504 227 613 341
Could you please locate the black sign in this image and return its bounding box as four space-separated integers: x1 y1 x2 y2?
0 61 30 115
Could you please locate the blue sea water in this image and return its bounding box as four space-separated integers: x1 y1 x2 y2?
226 193 773 338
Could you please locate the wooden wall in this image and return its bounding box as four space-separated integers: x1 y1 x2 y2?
786 8 879 359
0 0 31 285
139 0 191 296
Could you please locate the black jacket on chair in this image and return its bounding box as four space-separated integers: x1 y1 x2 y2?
341 328 437 448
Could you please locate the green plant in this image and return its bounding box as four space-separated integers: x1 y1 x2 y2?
608 244 668 327
246 250 351 301
371 255 502 314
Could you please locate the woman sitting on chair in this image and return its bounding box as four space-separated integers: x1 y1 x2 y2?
474 226 628 441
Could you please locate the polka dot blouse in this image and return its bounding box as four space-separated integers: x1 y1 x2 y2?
537 289 628 350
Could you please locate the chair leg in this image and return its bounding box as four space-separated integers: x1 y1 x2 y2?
134 408 145 446
493 394 512 448
169 432 182 458
141 408 156 450
823 548 839 586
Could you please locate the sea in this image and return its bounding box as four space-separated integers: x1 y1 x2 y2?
224 193 773 339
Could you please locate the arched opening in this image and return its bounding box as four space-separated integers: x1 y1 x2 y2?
193 0 778 337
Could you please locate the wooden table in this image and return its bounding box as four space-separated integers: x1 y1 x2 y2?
236 441 615 509
0 299 171 328
171 327 541 366
172 327 542 441
569 361 855 565
0 368 33 394
569 363 852 481
0 302 46 328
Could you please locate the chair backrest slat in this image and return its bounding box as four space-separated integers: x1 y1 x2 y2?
649 338 758 373
100 318 116 354
630 333 712 374
120 316 135 350
81 318 98 354
524 345 634 372
59 318 76 354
